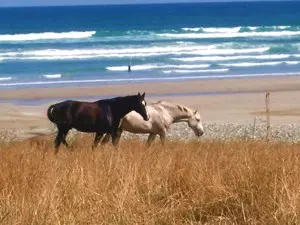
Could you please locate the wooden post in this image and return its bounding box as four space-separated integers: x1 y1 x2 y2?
265 92 270 141
252 116 257 139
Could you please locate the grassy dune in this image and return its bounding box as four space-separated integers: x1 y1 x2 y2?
0 135 300 224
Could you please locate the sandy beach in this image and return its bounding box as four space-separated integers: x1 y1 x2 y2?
1 75 300 140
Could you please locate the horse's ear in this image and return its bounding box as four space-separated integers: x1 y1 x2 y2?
142 92 145 98
138 92 141 96
194 110 197 114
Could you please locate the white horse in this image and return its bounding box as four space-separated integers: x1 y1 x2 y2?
101 100 204 146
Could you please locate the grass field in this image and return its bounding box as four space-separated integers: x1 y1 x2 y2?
252 108 300 117
0 135 300 225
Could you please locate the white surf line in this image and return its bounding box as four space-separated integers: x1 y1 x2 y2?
0 72 300 87
0 31 96 42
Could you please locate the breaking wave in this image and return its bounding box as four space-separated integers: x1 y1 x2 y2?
106 64 210 71
219 61 300 67
0 46 270 61
42 74 62 79
162 68 229 73
157 30 300 39
0 31 96 42
0 72 299 87
0 77 12 81
171 54 294 62
181 26 295 33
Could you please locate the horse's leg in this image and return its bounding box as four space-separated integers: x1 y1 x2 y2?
111 129 122 147
54 128 63 154
101 133 111 145
159 133 166 146
54 126 70 153
102 128 122 147
92 132 104 150
61 128 70 148
114 128 123 146
147 133 157 147
111 133 118 147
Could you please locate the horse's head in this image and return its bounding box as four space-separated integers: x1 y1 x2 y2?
135 92 150 121
188 110 204 137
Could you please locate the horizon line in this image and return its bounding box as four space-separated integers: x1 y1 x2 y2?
0 0 295 8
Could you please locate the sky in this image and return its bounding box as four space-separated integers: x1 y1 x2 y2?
0 0 293 7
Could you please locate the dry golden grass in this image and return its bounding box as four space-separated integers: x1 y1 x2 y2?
251 108 300 116
1 135 300 225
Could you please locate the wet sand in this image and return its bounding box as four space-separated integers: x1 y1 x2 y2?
1 75 300 139
2 75 300 100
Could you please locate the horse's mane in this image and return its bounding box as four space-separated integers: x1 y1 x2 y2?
151 100 194 114
95 95 138 104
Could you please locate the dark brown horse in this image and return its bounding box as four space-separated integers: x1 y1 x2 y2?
47 92 149 153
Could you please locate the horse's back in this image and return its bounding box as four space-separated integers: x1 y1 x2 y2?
70 101 113 132
121 111 152 133
52 99 73 108
52 100 108 112
121 104 167 133
48 100 113 132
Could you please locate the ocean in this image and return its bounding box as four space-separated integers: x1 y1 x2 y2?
0 1 300 89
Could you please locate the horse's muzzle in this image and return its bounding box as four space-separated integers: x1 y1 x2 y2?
199 131 204 137
196 130 204 137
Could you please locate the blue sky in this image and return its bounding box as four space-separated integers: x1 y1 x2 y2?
0 0 292 7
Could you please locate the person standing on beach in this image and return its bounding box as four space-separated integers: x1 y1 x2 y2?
128 56 132 72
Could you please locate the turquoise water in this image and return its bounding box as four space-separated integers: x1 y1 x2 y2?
0 1 300 89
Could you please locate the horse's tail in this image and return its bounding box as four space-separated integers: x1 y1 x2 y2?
47 104 56 124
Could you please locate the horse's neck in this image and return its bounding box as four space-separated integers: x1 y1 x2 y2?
111 97 136 120
163 103 193 123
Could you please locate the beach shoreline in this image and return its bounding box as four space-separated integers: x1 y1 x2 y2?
1 74 300 101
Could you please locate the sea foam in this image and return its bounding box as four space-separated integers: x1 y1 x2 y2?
181 26 294 33
0 31 96 42
0 72 299 87
158 31 300 39
106 64 211 71
172 54 291 62
0 46 269 61
162 68 229 73
42 74 62 79
0 77 12 81
219 61 300 67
